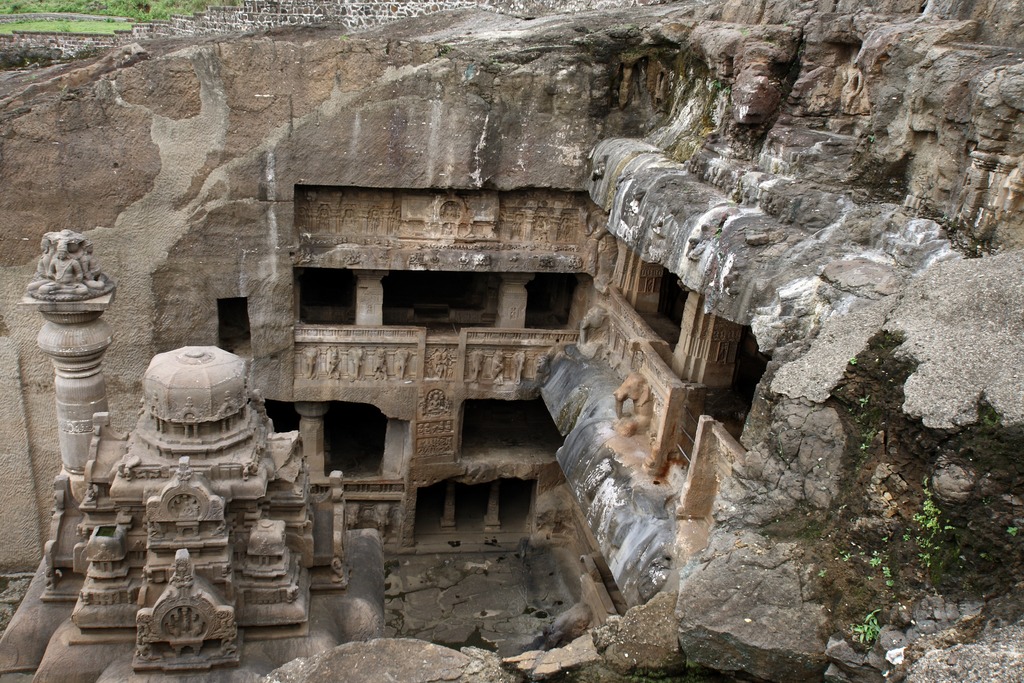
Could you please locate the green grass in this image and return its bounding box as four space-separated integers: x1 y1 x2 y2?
0 19 129 33
0 1 238 21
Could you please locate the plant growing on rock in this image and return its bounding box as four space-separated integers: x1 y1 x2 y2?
913 482 956 579
850 609 881 646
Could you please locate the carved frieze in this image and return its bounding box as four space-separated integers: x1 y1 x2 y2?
295 187 591 268
294 328 420 384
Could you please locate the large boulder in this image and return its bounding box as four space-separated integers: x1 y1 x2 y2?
676 532 830 682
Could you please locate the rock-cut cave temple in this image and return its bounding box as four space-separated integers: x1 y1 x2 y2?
0 0 1023 681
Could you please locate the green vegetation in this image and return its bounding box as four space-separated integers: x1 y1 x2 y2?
912 482 956 577
0 1 237 21
850 609 881 646
0 19 126 33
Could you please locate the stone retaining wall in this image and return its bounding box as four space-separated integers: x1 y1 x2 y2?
0 30 127 61
0 13 132 24
0 0 650 62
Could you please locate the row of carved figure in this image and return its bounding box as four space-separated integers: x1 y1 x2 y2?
298 345 538 385
300 346 413 381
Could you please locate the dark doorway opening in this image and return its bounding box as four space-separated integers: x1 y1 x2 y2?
498 478 534 531
217 297 251 355
658 275 686 328
461 399 563 459
264 400 300 433
297 268 356 324
324 402 387 476
413 478 534 539
382 270 496 328
733 327 770 403
703 325 771 440
525 273 576 328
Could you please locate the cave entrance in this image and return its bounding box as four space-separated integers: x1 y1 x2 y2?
296 267 356 324
460 399 563 461
413 478 535 544
382 270 497 328
701 325 771 439
525 273 577 328
217 297 252 355
264 400 300 433
324 401 388 477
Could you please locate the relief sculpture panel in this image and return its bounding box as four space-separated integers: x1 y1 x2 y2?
296 186 589 252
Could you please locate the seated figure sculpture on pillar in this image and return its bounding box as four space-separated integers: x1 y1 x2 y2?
26 229 114 301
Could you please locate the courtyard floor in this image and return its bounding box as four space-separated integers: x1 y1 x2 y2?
384 543 578 657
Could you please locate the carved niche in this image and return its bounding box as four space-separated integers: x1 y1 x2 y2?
145 458 226 548
416 388 455 458
134 549 239 671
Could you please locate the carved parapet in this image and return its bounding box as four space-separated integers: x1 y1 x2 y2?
294 325 424 385
342 480 406 501
630 340 704 475
293 324 577 395
585 289 704 474
461 328 577 387
584 288 673 377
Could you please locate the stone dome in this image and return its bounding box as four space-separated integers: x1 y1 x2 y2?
144 346 247 424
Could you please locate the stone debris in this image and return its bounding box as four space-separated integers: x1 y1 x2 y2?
504 634 600 680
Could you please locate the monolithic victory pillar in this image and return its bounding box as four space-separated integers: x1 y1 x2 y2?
22 230 116 475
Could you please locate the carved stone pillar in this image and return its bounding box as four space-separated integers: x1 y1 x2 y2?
672 294 742 388
296 401 330 483
441 481 456 529
355 270 387 326
23 230 116 476
483 480 501 531
496 274 533 328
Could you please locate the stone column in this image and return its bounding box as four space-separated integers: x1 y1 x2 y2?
483 480 501 531
671 294 742 388
35 304 113 475
355 270 387 325
496 274 533 328
440 481 456 529
296 401 330 484
22 230 116 476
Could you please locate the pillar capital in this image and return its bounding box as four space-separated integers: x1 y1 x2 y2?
295 400 330 418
